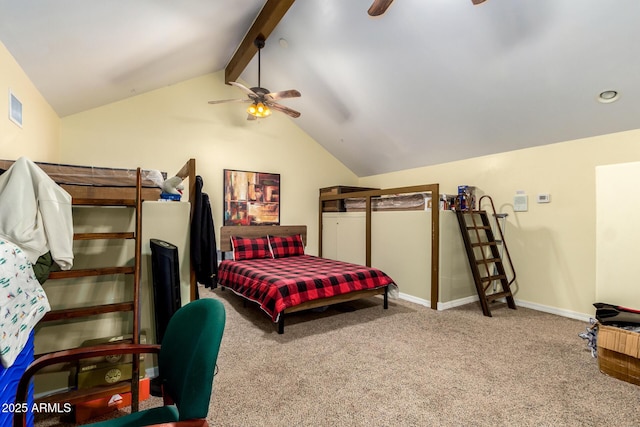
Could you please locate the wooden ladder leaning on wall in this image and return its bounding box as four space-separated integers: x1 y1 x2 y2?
36 168 143 411
455 195 517 317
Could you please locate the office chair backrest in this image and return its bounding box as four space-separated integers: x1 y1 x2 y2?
158 298 226 420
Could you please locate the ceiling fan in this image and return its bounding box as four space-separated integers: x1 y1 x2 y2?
368 0 487 16
208 36 301 120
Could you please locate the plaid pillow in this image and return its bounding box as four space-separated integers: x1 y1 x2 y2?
231 236 273 261
268 234 305 258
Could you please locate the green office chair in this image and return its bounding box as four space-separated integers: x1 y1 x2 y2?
14 298 226 427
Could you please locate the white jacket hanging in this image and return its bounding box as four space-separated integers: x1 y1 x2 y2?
0 157 74 270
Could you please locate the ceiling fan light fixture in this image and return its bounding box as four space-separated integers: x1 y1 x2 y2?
247 102 271 118
209 36 300 119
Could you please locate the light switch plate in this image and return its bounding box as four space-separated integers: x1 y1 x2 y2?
514 194 528 212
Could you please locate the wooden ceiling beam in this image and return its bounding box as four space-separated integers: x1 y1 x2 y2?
225 0 295 84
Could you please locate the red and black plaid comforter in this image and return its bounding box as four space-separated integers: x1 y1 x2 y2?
217 255 395 322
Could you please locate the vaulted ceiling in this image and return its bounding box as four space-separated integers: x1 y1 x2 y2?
1 0 639 176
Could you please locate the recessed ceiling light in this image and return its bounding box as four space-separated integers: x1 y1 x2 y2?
279 38 289 48
597 90 620 104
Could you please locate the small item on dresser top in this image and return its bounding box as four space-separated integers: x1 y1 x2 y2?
160 175 184 201
161 175 184 195
457 185 476 211
160 192 182 201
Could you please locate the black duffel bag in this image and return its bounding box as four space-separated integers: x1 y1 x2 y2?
594 302 640 326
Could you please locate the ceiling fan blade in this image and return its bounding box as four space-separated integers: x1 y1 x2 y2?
368 0 393 16
229 81 258 97
208 98 251 105
267 89 301 101
471 0 487 4
268 102 301 118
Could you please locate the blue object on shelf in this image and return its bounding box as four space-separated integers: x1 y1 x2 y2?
0 331 34 427
160 192 181 201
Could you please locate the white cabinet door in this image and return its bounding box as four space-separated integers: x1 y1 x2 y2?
322 212 366 265
322 213 339 260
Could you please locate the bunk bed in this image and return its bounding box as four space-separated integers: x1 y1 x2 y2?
343 192 432 212
319 184 442 309
0 157 197 291
322 186 513 316
217 225 396 334
0 157 196 421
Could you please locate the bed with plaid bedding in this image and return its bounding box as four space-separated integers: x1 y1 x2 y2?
217 255 394 324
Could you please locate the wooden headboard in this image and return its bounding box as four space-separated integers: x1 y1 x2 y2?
219 225 307 252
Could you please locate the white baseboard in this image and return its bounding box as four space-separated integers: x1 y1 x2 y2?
397 293 478 310
437 295 479 310
398 293 592 323
514 299 592 322
397 292 431 308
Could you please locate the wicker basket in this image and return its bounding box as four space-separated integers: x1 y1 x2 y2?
597 324 640 386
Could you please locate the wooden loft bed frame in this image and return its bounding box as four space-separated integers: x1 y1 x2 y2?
319 183 441 310
0 157 197 412
173 159 198 301
0 158 198 300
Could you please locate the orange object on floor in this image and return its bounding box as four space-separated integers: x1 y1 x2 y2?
75 378 150 423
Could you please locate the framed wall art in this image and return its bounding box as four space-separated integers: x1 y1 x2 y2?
223 169 280 226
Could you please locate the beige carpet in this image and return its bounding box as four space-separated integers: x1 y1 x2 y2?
37 286 640 426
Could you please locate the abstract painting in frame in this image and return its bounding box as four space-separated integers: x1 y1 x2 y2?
223 169 280 226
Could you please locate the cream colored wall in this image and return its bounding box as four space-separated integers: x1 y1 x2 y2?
141 202 192 318
358 130 640 318
0 41 60 161
60 70 358 255
595 161 640 308
371 211 432 301
323 210 474 305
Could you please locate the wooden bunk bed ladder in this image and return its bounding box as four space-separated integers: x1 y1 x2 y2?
37 168 143 411
455 195 517 317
